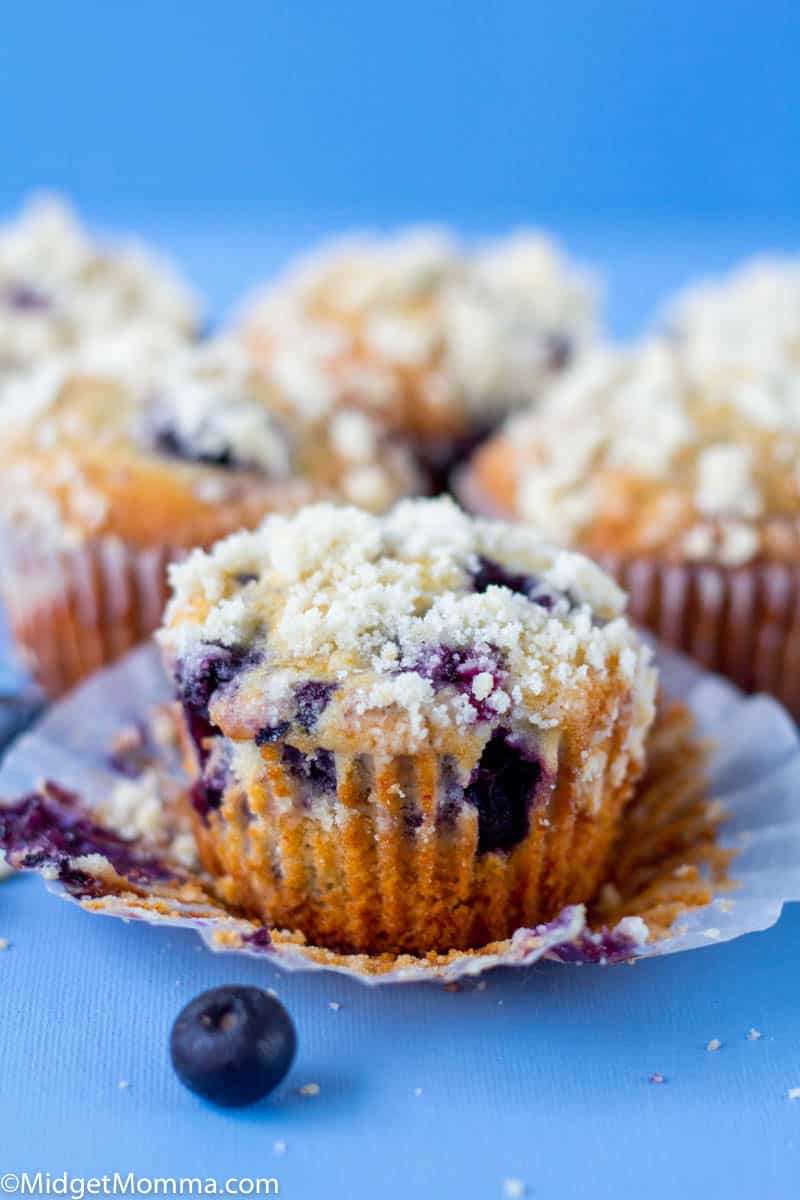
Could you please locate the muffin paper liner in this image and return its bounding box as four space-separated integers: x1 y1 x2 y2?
0 531 178 699
455 466 800 718
1 640 799 984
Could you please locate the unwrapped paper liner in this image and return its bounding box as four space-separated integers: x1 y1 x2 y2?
1 640 799 984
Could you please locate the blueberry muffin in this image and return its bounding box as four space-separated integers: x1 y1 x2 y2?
158 497 656 955
0 342 421 695
0 194 199 378
462 340 800 712
236 227 599 484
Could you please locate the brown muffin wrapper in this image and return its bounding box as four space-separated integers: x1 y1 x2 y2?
594 554 800 719
0 533 179 698
188 728 644 957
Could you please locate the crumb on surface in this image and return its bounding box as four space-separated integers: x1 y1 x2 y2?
650 1073 665 1084
707 1038 721 1052
273 1140 286 1154
747 1028 762 1041
0 938 9 951
503 1179 526 1198
328 1001 342 1012
297 1082 320 1097
118 1079 130 1089
788 1088 800 1101
413 1087 424 1097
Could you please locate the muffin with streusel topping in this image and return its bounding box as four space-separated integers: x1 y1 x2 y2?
462 340 800 712
0 342 421 696
0 194 199 379
158 497 656 956
235 227 599 485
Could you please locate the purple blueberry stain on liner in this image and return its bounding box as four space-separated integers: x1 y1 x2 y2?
0 783 176 896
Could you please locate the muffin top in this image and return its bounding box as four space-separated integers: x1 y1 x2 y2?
0 195 199 375
159 497 655 761
236 227 598 443
0 341 421 549
467 340 800 566
667 256 800 374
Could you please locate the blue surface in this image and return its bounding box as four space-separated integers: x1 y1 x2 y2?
2 228 800 1198
1 1 799 222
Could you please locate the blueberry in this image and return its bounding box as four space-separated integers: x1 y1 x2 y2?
281 745 337 794
464 730 542 853
469 557 573 612
170 986 297 1108
176 643 251 719
153 424 236 469
293 681 336 732
4 283 50 312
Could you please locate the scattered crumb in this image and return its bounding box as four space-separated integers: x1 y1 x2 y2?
476 981 487 992
650 1073 665 1085
266 988 279 998
297 1083 320 1097
413 1087 423 1097
273 1140 286 1155
703 928 721 940
718 899 734 913
788 1088 800 1101
444 982 460 993
503 1179 526 1199
707 1039 721 1052
328 1001 342 1012
0 938 9 951
118 1079 130 1090
747 1028 762 1041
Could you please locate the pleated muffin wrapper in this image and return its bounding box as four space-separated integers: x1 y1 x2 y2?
455 466 800 720
186 712 641 958
0 480 320 699
0 530 178 699
1 640 800 984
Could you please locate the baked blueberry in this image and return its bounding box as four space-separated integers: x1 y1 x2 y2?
464 730 542 853
170 985 297 1107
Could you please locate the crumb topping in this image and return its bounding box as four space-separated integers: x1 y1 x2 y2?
237 227 598 434
0 194 198 373
0 341 421 545
160 498 655 757
667 256 800 375
477 340 800 565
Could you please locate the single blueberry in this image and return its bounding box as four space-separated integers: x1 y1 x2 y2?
281 745 337 794
412 643 505 721
255 721 290 746
153 424 236 469
464 730 542 853
469 557 572 612
170 985 297 1108
176 643 251 720
293 681 337 732
5 283 50 312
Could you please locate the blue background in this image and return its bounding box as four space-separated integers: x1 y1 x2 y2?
2 7 800 1198
1 0 799 225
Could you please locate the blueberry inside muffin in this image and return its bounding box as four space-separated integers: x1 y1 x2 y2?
159 498 656 955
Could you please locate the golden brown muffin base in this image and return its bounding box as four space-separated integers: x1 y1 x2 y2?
185 708 646 957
